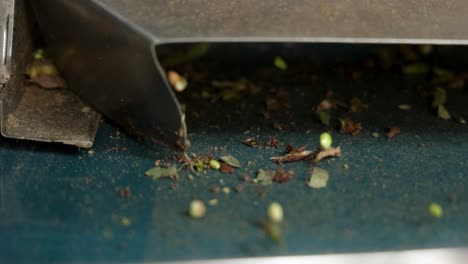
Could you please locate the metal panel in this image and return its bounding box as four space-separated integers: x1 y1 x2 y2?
30 0 468 151
165 248 468 264
99 0 468 44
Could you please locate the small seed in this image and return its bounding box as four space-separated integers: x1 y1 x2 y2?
120 217 131 227
320 132 333 150
268 202 284 223
428 203 443 218
189 200 206 219
209 159 221 170
222 187 231 194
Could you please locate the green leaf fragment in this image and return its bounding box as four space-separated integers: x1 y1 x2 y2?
432 88 447 108
437 104 451 120
317 111 331 126
308 167 329 189
274 56 287 70
254 169 275 185
195 160 204 172
402 63 430 75
145 166 178 180
220 154 241 168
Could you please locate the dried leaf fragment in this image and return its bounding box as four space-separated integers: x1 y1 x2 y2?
220 163 235 174
265 137 280 148
270 149 313 163
220 155 241 168
387 127 401 138
312 147 342 163
308 168 329 189
241 174 251 182
316 99 337 112
242 137 261 148
116 186 131 198
340 118 362 136
348 98 368 113
273 167 294 183
234 184 245 192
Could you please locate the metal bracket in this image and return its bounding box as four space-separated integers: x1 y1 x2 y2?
0 0 101 148
30 0 189 150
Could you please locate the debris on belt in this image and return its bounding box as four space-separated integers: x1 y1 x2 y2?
26 49 67 89
308 167 329 189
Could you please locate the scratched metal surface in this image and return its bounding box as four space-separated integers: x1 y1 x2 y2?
0 44 467 263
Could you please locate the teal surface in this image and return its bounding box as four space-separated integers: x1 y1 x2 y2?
1 44 467 263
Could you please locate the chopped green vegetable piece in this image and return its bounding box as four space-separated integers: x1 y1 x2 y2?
308 168 329 189
220 155 241 168
145 166 178 180
317 111 331 126
209 159 221 170
428 203 443 218
320 132 333 150
343 164 349 170
402 63 430 75
432 88 447 108
254 169 275 185
268 202 284 223
274 56 287 70
437 104 451 120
